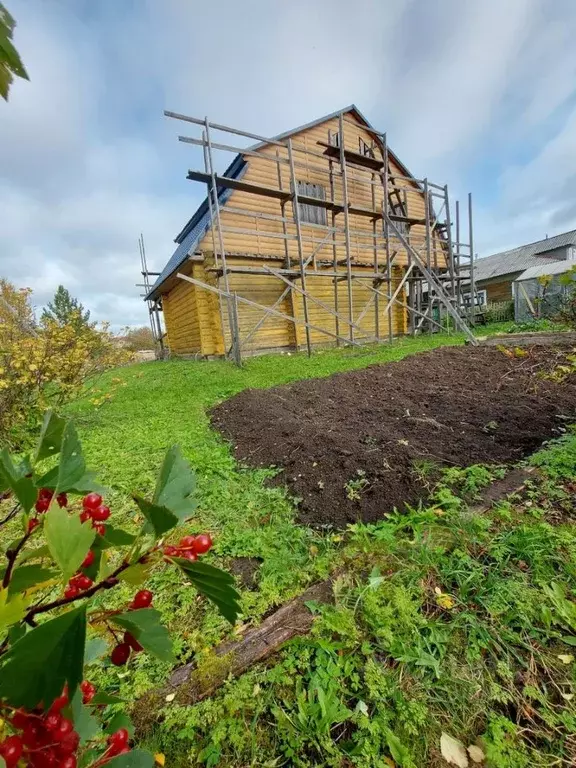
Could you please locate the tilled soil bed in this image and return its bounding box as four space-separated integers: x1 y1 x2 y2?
210 346 576 527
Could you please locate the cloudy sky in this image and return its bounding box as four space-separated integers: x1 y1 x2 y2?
2 0 576 328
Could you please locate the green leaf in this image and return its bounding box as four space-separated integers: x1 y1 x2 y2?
16 544 50 565
0 604 86 710
111 608 175 663
133 495 178 538
99 525 136 548
153 445 197 519
0 591 28 631
55 422 87 493
103 711 135 737
7 564 58 596
118 564 152 586
70 689 100 745
105 750 154 768
561 636 576 647
44 503 95 581
35 465 106 496
175 559 241 624
385 728 409 766
84 636 108 665
34 410 66 463
0 449 36 512
0 755 6 768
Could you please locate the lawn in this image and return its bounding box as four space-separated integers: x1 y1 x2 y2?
69 323 576 767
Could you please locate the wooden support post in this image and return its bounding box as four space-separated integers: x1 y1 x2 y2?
371 169 380 339
329 157 340 345
287 138 312 356
204 118 234 357
468 192 476 327
338 113 354 342
382 133 393 343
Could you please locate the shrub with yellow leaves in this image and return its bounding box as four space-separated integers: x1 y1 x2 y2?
0 279 131 449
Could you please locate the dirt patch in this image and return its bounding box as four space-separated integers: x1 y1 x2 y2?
228 557 261 590
210 346 576 528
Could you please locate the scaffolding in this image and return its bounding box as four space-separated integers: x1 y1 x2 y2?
138 233 166 359
157 109 478 363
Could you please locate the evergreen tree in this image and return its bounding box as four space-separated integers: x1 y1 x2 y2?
42 285 92 329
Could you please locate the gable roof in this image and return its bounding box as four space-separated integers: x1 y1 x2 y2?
147 105 414 300
474 229 576 283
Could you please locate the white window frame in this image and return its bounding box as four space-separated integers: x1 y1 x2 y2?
461 289 487 308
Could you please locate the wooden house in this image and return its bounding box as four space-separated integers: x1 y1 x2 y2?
146 105 461 358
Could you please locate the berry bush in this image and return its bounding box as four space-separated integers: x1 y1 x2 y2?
0 411 240 767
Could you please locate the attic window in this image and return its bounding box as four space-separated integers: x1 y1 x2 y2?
328 130 340 148
359 138 375 158
297 181 327 226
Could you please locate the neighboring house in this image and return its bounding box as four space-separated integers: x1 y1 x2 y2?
146 105 450 357
473 229 576 306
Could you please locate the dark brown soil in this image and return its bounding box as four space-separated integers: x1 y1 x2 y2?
228 557 261 589
210 346 576 528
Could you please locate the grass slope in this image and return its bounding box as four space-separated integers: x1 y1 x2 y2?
69 323 576 766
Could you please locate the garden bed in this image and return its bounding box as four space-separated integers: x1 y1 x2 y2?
211 345 576 527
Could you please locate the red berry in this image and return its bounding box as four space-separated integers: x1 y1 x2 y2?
108 727 129 748
57 730 79 755
80 680 96 704
73 574 93 590
50 690 69 712
91 504 110 522
163 545 178 560
79 510 91 523
64 585 80 599
124 631 143 652
110 643 131 666
10 709 30 729
38 487 53 501
82 492 102 511
182 550 198 561
53 718 73 742
29 748 58 768
0 735 23 767
130 589 153 609
194 533 213 554
35 498 50 514
179 535 196 550
59 756 77 768
93 523 106 536
22 722 42 748
81 549 95 568
56 492 68 508
44 712 62 732
28 517 40 533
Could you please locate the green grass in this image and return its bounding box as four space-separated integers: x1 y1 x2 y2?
66 321 576 767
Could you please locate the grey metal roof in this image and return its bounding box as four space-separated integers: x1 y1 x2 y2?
516 259 576 281
474 229 576 282
146 155 247 300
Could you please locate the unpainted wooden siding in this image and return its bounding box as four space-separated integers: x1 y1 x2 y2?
196 112 446 269
484 279 513 302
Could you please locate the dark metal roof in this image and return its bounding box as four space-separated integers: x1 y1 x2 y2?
474 229 576 282
145 155 246 300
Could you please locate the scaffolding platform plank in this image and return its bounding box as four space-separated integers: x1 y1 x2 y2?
317 141 384 171
187 170 291 201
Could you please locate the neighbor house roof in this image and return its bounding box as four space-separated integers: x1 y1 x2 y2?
474 229 576 283
516 259 576 281
146 105 414 301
